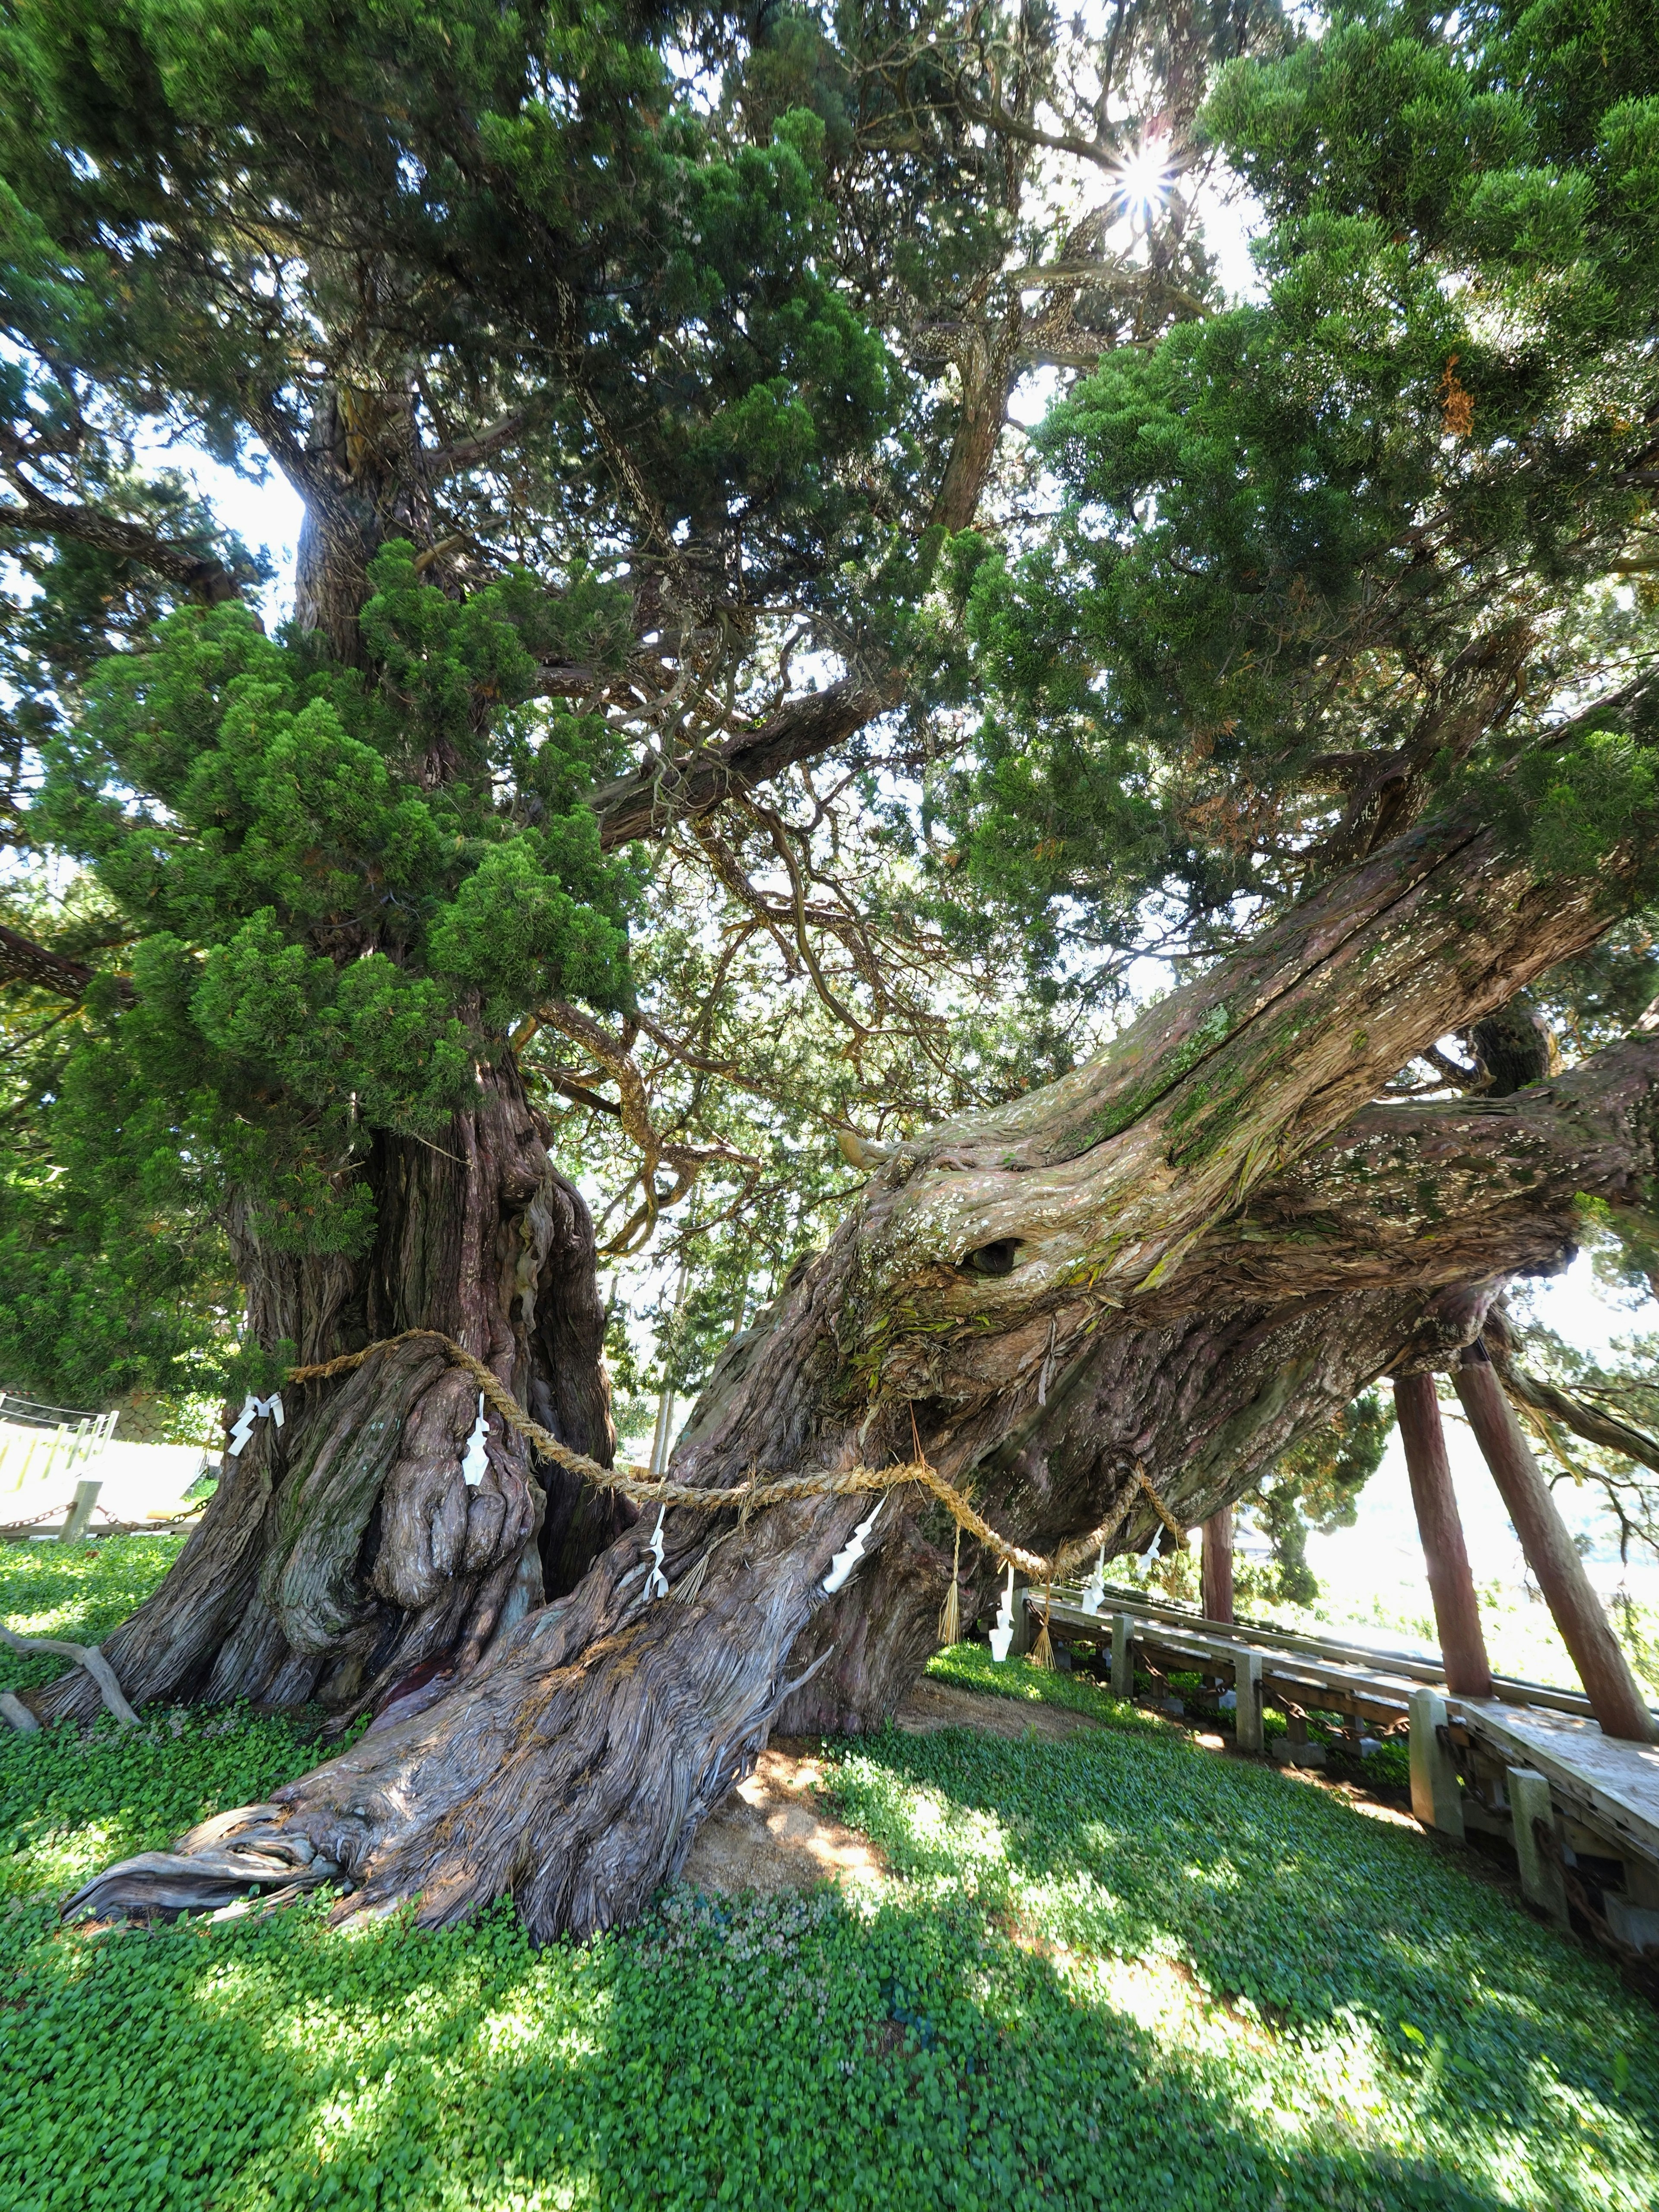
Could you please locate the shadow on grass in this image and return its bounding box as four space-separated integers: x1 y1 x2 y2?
2 1542 1652 2211
823 1716 1659 2212
3 1878 1546 2212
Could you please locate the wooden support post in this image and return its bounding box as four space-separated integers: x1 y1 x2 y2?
1110 1612 1132 1698
1010 1575 1034 1658
1395 1372 1494 1699
1508 1768 1568 1923
1409 1687 1465 1838
58 1479 100 1543
1455 1347 1658 1744
1233 1650 1264 1753
1201 1507 1235 1624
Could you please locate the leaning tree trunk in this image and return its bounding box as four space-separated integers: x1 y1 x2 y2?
34 1055 624 1730
68 807 1659 1936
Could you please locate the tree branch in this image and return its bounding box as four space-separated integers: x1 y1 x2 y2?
1483 1315 1659 1481
590 673 902 849
0 923 133 1005
0 486 244 604
424 409 539 480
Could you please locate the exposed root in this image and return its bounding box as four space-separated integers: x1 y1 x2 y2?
59 1487 863 1942
64 1807 339 1922
0 1621 137 1727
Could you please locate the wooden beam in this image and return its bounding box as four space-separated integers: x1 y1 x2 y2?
1455 1346 1658 1744
1395 1373 1494 1698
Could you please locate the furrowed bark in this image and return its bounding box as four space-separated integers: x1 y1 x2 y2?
33 1058 620 1729
66 813 1659 1936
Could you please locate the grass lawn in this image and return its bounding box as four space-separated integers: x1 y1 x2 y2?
3 1541 1657 2211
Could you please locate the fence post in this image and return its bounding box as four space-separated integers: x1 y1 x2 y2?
1110 1612 1132 1698
1409 1686 1465 1838
1010 1576 1035 1657
59 1479 101 1543
1508 1767 1568 1923
1233 1650 1265 1754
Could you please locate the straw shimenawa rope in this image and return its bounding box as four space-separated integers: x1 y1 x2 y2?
288 1328 1185 1586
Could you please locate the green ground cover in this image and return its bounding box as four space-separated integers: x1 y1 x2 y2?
3 1539 1657 2212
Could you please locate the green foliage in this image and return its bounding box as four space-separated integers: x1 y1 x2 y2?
926 1634 1148 1724
4 1538 1658 2211
0 1536 188 1696
0 545 640 1399
0 0 918 1406
924 0 1659 993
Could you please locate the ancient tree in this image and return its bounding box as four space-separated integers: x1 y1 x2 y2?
3 0 1659 1931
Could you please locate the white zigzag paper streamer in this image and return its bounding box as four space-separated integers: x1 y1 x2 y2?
461 1392 489 1487
227 1392 285 1458
1081 1546 1106 1616
820 1497 884 1595
644 1508 669 1600
987 1561 1017 1662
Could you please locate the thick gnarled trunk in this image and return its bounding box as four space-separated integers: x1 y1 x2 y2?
66 810 1659 1939
35 1058 620 1729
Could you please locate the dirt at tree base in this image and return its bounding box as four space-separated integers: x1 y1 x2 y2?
889 1678 1105 1742
679 1677 1102 1895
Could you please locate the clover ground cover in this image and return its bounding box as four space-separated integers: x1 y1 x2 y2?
2 1538 1655 2211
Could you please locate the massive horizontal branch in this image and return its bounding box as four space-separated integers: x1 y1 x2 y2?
1184 1030 1659 1315
64 803 1659 1939
831 810 1621 1406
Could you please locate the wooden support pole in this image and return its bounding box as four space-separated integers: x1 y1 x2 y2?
1395 1373 1494 1699
1408 1686 1465 1837
1010 1574 1034 1658
1201 1507 1235 1624
1455 1347 1658 1744
1110 1612 1132 1699
1508 1767 1568 1923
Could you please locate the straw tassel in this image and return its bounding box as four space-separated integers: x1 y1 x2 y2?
937 1521 963 1648
1031 1585 1055 1671
671 1528 731 1604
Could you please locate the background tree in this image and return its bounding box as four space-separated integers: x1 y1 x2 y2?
5 0 1659 1936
